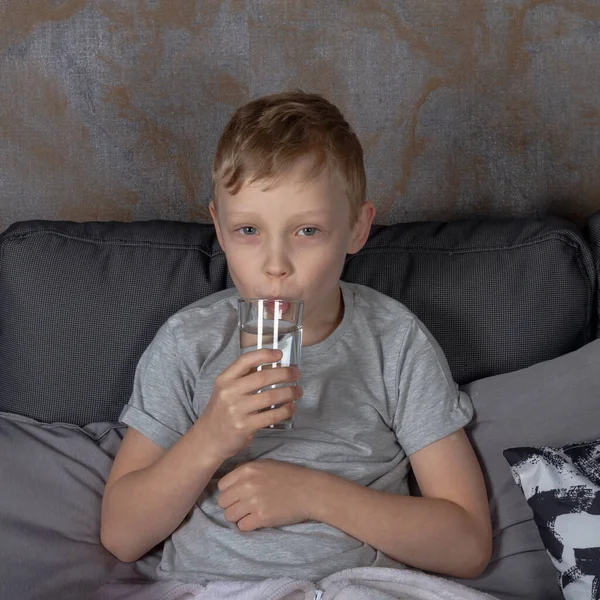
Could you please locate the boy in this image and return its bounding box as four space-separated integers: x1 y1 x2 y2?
101 91 492 583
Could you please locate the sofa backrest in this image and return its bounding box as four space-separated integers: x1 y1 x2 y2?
0 221 228 425
0 217 596 425
345 216 597 385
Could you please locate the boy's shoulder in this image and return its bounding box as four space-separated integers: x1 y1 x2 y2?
163 287 240 339
342 281 431 358
342 281 417 329
178 286 240 314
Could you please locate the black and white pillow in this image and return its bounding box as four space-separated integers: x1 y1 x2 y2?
504 440 600 600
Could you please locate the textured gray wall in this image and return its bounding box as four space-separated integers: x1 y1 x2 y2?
1 0 599 230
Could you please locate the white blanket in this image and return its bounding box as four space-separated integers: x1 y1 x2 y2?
98 567 500 600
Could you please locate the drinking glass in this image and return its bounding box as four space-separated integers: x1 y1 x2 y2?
238 299 303 429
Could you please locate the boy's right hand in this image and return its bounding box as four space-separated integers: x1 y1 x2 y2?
196 349 302 461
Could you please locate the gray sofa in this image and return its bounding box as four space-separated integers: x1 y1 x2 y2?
1 212 599 600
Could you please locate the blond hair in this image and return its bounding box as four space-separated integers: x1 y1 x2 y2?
212 91 366 224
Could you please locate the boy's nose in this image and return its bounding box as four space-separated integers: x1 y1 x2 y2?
266 265 289 278
263 239 294 278
264 254 292 279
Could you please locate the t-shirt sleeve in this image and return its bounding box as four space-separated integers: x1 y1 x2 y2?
119 320 197 449
393 317 473 456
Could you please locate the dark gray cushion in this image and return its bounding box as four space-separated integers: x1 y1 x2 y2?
0 220 229 425
0 216 595 425
450 339 600 600
343 215 596 384
584 209 600 337
0 412 160 600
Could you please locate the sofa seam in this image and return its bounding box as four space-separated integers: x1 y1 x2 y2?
356 231 588 256
488 547 547 565
0 230 224 258
0 411 126 441
1 227 587 258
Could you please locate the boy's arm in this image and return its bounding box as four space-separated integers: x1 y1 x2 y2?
310 428 492 579
100 423 224 563
218 428 491 579
101 347 300 562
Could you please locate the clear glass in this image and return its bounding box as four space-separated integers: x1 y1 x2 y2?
238 298 303 430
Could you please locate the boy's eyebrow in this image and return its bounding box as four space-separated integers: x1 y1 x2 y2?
227 209 331 218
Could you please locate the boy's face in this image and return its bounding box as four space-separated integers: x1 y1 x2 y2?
209 166 375 333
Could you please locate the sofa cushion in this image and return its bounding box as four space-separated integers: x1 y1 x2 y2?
584 209 600 337
343 215 596 385
452 545 561 600
504 440 600 600
451 339 600 600
0 216 596 425
0 411 160 600
0 220 230 425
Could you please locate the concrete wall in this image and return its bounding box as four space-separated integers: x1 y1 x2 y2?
1 0 599 229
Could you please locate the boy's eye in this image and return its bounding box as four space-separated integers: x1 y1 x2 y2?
236 227 319 237
238 226 258 236
298 227 319 237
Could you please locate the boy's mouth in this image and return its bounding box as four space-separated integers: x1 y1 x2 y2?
264 299 291 314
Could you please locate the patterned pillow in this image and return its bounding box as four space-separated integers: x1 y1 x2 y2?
504 441 600 600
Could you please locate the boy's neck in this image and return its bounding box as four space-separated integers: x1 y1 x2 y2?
302 285 344 347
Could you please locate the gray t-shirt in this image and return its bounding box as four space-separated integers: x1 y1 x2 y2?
119 281 473 583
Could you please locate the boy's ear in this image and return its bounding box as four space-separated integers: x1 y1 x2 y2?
209 200 225 249
347 200 376 255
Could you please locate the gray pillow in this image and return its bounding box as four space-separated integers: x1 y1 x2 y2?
0 412 160 600
452 339 600 599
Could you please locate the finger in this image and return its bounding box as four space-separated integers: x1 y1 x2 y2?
218 464 246 491
245 385 303 414
237 514 260 532
249 401 297 430
224 501 252 524
217 487 239 510
222 349 284 380
237 365 300 396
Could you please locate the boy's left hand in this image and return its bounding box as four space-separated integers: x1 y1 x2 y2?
217 459 319 531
